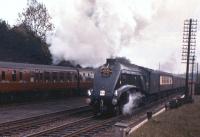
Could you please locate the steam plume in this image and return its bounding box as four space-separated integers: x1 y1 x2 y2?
48 0 158 66
122 92 143 115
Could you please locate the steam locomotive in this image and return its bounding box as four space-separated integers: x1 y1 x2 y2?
87 59 185 115
0 61 94 103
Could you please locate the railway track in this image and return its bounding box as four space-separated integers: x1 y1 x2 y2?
0 105 92 137
26 99 167 137
27 102 161 137
0 93 183 137
27 115 120 137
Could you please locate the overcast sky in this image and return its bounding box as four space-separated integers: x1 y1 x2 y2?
0 0 200 73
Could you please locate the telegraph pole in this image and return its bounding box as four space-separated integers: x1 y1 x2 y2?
181 19 197 98
191 56 195 95
197 63 199 84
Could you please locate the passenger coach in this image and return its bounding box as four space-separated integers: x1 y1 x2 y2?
0 61 94 102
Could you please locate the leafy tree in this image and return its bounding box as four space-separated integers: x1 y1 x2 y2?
0 19 52 64
0 20 10 33
18 0 54 41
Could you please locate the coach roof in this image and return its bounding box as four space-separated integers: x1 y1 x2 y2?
0 61 77 71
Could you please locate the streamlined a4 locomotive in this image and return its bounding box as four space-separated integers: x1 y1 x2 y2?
87 59 185 115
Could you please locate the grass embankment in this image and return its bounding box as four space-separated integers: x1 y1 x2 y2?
131 96 200 137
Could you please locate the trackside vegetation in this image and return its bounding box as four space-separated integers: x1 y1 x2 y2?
131 96 200 137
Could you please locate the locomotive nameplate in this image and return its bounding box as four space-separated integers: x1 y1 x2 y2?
100 67 112 77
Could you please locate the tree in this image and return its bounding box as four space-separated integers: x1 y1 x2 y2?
0 20 10 33
18 0 53 41
0 19 52 64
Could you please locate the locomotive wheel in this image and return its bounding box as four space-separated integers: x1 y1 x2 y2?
114 100 126 115
114 105 121 116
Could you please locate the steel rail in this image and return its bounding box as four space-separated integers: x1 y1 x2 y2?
0 105 91 136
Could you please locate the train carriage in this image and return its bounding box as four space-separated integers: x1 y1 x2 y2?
0 61 94 102
148 71 173 94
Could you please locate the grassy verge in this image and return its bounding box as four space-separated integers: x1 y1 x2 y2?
131 96 200 137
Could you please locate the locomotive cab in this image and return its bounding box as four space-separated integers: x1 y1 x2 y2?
88 59 146 115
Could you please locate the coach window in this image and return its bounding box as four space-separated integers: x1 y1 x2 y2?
60 72 64 82
79 74 83 81
70 73 74 81
63 72 66 81
30 72 35 83
66 72 73 82
63 72 65 81
19 72 23 80
69 72 73 81
74 74 77 81
40 73 43 81
74 74 78 81
12 70 17 81
35 73 40 82
52 72 58 82
2 71 5 80
44 72 50 82
66 72 69 81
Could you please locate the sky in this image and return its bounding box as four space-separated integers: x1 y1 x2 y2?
0 0 200 73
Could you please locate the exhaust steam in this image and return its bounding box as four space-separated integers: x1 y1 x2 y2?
122 92 143 115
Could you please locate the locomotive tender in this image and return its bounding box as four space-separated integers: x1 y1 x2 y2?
0 61 94 102
87 59 185 115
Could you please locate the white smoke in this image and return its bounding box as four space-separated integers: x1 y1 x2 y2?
48 0 160 66
122 92 143 115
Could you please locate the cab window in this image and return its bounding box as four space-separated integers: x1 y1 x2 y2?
115 73 142 89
